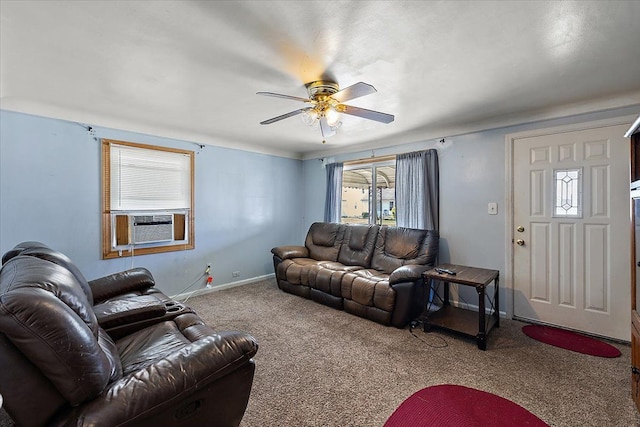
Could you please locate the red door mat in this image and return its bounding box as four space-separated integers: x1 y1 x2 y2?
522 324 621 358
384 384 549 427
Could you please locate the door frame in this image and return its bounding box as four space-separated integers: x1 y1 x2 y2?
504 115 636 322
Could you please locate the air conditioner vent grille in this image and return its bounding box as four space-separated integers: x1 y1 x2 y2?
132 214 173 244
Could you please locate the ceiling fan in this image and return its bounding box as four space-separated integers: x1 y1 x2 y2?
257 80 394 142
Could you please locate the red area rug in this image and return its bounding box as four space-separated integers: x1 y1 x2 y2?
384 384 549 427
522 325 621 358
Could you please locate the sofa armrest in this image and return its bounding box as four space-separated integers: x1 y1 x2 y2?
89 268 156 303
71 331 259 426
271 245 309 260
389 264 431 286
93 295 168 330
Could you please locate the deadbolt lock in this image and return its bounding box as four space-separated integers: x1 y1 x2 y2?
517 226 525 232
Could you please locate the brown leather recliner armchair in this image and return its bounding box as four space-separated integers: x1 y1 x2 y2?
2 242 222 340
2 242 179 338
0 254 258 427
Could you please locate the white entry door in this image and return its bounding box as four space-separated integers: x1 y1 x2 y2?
513 123 630 340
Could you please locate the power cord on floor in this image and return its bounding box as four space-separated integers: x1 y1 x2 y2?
409 319 449 348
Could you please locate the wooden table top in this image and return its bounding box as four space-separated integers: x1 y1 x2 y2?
423 263 499 287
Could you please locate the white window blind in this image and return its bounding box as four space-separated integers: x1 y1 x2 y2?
110 143 191 211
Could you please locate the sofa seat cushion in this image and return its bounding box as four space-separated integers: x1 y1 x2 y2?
341 269 395 312
308 261 363 297
276 257 321 285
117 313 213 376
316 261 363 271
340 269 395 325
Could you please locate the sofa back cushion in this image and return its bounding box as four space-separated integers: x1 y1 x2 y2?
371 227 439 273
305 222 345 261
0 256 121 405
338 224 379 267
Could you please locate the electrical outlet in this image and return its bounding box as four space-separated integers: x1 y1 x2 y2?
232 271 240 278
488 202 498 215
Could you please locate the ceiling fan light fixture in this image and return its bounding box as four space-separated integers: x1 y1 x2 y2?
301 103 341 133
301 108 319 126
258 79 394 143
325 106 341 127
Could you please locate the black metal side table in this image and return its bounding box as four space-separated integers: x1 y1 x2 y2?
423 264 499 350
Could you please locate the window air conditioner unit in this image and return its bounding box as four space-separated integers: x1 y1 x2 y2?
131 214 174 244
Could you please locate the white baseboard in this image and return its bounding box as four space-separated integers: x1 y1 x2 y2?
446 300 507 318
171 273 275 301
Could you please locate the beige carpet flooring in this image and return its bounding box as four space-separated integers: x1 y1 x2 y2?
1 278 638 426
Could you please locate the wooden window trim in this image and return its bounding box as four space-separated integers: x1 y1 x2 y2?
343 154 396 167
101 139 195 259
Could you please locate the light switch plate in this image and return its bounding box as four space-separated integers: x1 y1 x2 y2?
488 202 498 215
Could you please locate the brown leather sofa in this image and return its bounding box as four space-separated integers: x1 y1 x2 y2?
271 222 439 327
0 244 258 427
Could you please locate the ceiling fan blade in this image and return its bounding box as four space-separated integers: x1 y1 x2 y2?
332 82 377 102
338 104 395 124
260 108 311 125
256 91 311 103
319 117 336 138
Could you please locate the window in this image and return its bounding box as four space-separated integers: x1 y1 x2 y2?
101 139 194 259
341 157 396 225
553 168 582 218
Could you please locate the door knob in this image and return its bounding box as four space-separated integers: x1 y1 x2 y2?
517 226 525 232
516 239 525 246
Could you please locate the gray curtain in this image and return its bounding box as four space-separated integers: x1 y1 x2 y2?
395 149 439 230
324 162 343 223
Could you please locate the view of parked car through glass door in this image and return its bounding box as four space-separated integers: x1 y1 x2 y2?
341 158 396 225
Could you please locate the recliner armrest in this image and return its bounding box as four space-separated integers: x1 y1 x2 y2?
389 264 431 286
93 295 168 330
89 268 156 303
69 332 259 426
271 245 309 260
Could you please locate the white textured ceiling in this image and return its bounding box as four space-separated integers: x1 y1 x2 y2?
1 1 639 159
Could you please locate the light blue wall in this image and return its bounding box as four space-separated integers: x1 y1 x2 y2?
0 110 303 296
303 106 640 312
2 106 638 303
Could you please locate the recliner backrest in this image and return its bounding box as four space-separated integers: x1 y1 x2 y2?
338 224 379 267
0 256 122 407
1 240 48 265
371 227 439 273
305 222 345 261
1 241 94 305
